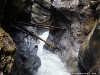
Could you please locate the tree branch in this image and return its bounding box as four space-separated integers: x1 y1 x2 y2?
13 23 59 49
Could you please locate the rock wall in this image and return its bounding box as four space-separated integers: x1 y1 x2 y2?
1 0 41 75
45 0 99 74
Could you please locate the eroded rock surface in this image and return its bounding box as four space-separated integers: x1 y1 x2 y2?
1 0 43 75
45 0 99 74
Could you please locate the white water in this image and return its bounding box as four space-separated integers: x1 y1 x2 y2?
36 31 70 75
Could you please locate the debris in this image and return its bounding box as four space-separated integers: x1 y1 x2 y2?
14 23 59 49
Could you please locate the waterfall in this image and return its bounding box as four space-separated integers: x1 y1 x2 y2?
36 30 70 75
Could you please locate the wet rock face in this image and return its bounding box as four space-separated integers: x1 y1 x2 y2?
78 22 100 74
1 0 42 75
45 0 99 74
32 0 51 24
46 7 84 73
9 25 41 75
0 0 52 74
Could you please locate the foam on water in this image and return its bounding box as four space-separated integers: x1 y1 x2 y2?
36 30 70 75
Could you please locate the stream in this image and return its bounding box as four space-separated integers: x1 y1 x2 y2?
36 30 70 75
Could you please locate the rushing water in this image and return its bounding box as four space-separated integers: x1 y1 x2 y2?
36 30 70 75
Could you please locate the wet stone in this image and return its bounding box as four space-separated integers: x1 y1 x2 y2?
0 54 14 75
9 25 41 75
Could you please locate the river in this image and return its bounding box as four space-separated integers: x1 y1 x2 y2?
36 30 70 75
